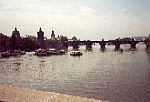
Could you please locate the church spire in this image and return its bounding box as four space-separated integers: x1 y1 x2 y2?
52 30 54 35
15 27 17 31
39 27 42 32
51 28 55 40
37 27 44 48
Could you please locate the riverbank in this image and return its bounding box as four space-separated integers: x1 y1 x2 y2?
0 84 106 102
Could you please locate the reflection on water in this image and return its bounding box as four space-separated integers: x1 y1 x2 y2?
0 44 150 102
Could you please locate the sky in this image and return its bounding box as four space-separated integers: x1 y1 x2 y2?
0 0 150 40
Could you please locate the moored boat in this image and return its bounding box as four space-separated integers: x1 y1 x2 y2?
118 48 123 52
130 48 136 51
59 49 66 54
34 48 66 56
1 51 11 58
47 49 61 55
10 50 26 56
70 51 83 56
0 50 26 58
35 52 48 56
20 51 26 55
11 50 21 56
35 49 49 56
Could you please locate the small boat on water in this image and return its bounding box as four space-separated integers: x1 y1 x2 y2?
34 48 66 56
10 50 26 56
130 48 136 51
59 49 66 54
70 51 83 56
35 49 49 56
47 49 66 55
11 50 21 56
1 51 11 58
0 50 26 58
35 51 48 56
20 51 26 55
47 49 60 55
118 48 123 52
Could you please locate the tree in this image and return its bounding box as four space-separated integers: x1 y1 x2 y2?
20 35 39 51
72 36 77 41
59 35 68 41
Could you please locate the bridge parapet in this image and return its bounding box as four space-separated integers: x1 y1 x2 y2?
67 39 147 50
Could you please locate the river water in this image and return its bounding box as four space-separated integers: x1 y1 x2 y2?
0 44 150 102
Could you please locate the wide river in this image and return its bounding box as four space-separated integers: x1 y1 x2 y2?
0 44 150 102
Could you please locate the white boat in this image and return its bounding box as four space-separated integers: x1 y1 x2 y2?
35 52 48 56
20 51 26 55
130 48 136 51
47 49 60 55
70 51 83 56
35 49 49 56
59 49 66 54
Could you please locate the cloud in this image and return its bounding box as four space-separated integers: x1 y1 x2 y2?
0 0 45 12
0 0 149 40
120 8 127 13
78 5 95 15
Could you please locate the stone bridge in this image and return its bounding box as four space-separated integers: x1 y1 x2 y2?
66 39 148 51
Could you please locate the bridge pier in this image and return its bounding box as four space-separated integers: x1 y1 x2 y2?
130 43 136 49
85 41 92 50
99 39 106 50
62 41 68 49
113 39 121 51
115 44 121 51
72 41 80 50
130 39 137 49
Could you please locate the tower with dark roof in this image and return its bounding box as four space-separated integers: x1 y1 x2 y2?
51 29 55 40
11 27 21 50
37 27 44 47
12 27 21 39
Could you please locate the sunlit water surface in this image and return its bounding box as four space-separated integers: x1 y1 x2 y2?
0 44 150 102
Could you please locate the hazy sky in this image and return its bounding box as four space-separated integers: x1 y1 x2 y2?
0 0 150 40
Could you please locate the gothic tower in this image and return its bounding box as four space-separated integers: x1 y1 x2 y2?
51 29 55 40
37 27 44 48
11 27 21 50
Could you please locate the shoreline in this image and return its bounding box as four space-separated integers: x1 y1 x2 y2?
0 84 107 102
